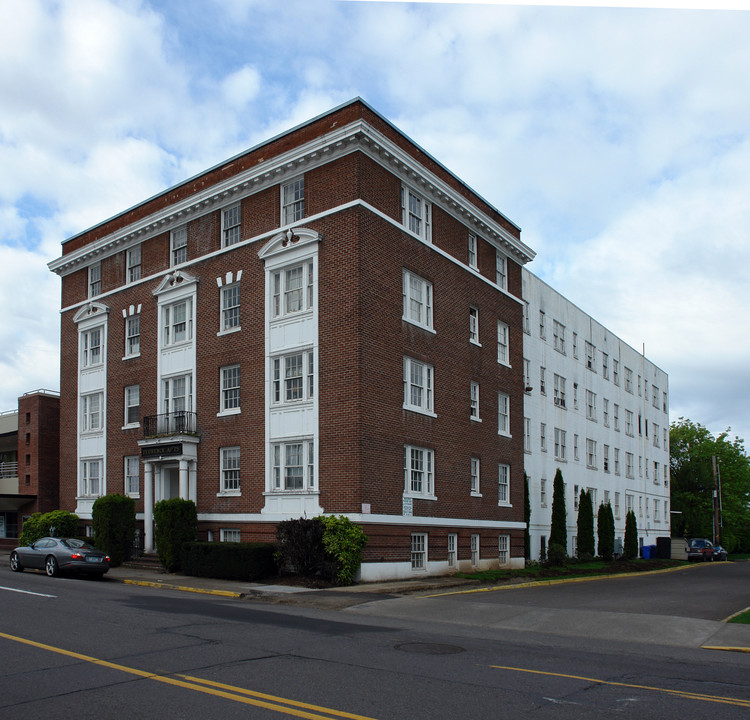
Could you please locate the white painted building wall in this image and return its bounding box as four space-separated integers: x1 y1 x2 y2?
522 269 671 560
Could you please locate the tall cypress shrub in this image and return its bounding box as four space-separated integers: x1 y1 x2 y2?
549 468 567 556
624 510 639 560
577 489 595 559
524 473 531 561
597 502 615 561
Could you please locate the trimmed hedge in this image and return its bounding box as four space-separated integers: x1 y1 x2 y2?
153 498 197 572
19 510 79 546
181 542 277 581
92 494 136 566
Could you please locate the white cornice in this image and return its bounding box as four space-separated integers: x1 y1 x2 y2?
49 118 534 277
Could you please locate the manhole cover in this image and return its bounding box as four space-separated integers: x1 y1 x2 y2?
394 642 465 655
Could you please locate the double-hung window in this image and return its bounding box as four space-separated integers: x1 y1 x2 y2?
81 327 103 367
401 186 431 241
282 178 305 224
553 320 566 354
468 233 478 269
497 321 509 365
602 352 609 379
125 315 140 357
498 392 510 436
470 381 480 420
171 226 187 266
411 533 427 570
124 385 140 426
221 283 241 331
404 445 435 498
403 357 434 415
553 374 566 408
554 428 566 460
126 245 141 283
469 307 480 344
586 390 597 421
586 438 597 468
470 457 480 494
447 534 457 567
402 270 433 330
272 262 314 318
220 365 241 413
273 351 314 404
498 535 509 565
272 440 315 491
585 342 596 371
222 204 241 247
80 459 102 497
624 367 633 393
470 534 479 566
498 464 510 505
220 447 241 493
125 456 139 496
81 392 103 433
496 251 507 289
163 299 192 345
88 263 101 297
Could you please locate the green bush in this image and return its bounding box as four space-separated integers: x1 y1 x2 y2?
275 518 332 578
547 542 567 566
320 515 368 585
92 494 136 567
153 498 197 572
550 469 567 550
577 489 595 558
20 510 79 546
181 542 277 581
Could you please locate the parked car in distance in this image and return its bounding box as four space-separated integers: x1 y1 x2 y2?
9 537 110 578
712 544 729 561
685 538 715 562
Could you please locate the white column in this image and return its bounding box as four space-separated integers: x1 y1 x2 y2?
144 462 154 553
179 458 189 499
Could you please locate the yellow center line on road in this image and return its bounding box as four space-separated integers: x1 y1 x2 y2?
490 664 750 708
0 630 379 720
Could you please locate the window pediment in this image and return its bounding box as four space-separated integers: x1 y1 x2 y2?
73 302 109 325
153 270 199 298
258 228 320 264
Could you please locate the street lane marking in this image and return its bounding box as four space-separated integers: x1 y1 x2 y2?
0 631 379 720
0 585 56 598
490 664 750 708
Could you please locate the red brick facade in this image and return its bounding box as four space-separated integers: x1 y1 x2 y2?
51 100 532 579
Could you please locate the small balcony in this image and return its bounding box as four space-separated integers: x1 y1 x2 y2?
142 412 197 439
0 461 18 479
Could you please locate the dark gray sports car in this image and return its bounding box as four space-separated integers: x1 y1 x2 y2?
10 537 110 578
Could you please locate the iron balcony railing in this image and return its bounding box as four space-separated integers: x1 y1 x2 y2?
142 411 197 438
0 461 18 479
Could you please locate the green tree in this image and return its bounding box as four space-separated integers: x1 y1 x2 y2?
153 498 198 572
576 489 595 559
597 502 615 561
670 418 750 551
624 510 638 560
549 468 567 554
524 472 531 561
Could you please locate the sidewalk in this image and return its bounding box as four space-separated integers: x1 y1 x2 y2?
106 563 476 609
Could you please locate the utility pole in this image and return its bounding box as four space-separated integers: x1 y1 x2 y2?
712 455 720 545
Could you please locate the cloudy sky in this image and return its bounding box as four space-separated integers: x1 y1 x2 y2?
1 0 748 447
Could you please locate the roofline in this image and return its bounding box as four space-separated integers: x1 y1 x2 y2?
61 97 520 246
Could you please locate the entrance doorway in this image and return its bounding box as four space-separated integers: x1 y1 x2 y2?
159 465 180 501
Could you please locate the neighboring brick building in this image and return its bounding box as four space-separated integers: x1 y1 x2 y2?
49 99 534 580
0 390 60 546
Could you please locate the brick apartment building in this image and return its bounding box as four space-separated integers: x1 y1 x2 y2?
0 390 60 546
48 99 534 580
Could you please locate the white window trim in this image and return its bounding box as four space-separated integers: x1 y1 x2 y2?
469 306 480 346
403 357 436 417
222 203 242 248
470 457 481 496
282 177 305 225
81 326 104 369
218 446 241 496
498 534 510 565
221 528 241 543
497 321 510 366
218 364 241 416
404 445 436 500
402 269 434 332
470 381 481 422
468 232 478 269
270 439 316 493
498 463 511 506
272 350 314 406
123 385 140 429
219 281 242 335
171 226 188 267
498 392 511 437
411 532 428 571
124 455 140 497
401 185 431 242
271 261 314 319
126 245 141 284
79 457 104 499
81 392 104 434
124 314 141 359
